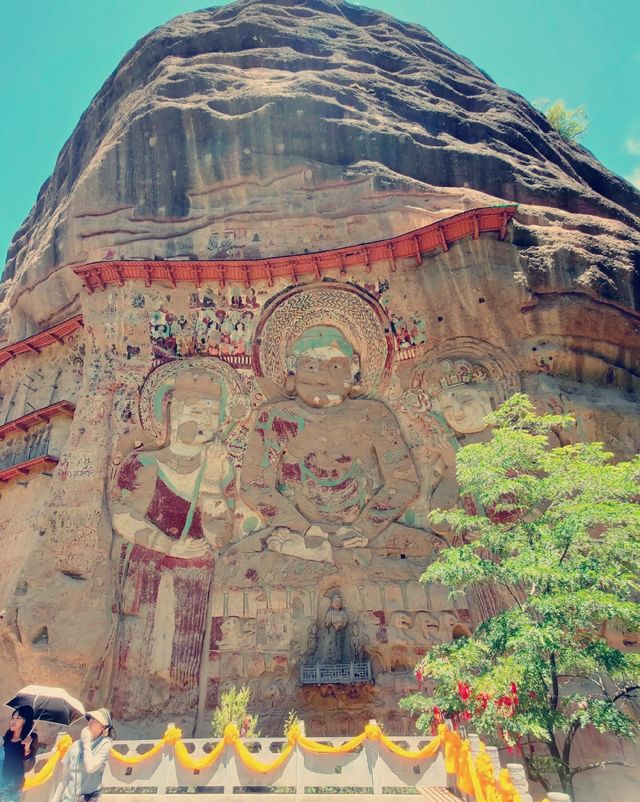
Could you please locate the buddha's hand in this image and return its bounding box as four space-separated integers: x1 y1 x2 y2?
335 526 368 548
201 440 227 489
305 524 331 540
267 527 300 551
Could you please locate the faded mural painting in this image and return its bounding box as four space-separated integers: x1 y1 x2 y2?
1 242 638 739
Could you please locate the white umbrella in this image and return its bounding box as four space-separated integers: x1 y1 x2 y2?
5 684 85 726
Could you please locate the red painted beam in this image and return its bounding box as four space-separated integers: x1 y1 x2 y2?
0 455 59 485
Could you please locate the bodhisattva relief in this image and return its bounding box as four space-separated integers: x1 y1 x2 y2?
404 339 519 531
240 324 442 562
109 360 242 716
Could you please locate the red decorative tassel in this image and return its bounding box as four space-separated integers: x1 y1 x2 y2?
457 680 471 702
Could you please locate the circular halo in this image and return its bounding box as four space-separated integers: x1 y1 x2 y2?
252 283 394 397
139 357 245 439
413 337 520 400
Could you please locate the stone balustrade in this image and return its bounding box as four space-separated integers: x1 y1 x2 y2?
24 726 538 802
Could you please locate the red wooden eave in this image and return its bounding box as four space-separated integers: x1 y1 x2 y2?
0 455 59 484
0 315 83 369
72 205 517 293
0 401 76 441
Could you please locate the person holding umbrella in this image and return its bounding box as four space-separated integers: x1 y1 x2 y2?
0 705 38 802
49 709 114 802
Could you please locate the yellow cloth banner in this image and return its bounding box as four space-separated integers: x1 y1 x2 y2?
23 734 72 790
23 718 528 802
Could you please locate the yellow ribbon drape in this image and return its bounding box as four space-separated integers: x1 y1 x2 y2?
24 719 528 802
298 729 367 754
379 731 443 759
23 733 73 790
109 738 166 765
174 737 226 772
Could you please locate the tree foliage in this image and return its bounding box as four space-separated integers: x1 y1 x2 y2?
401 395 640 798
535 98 589 142
211 685 260 738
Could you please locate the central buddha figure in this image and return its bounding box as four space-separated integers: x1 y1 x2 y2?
241 326 421 562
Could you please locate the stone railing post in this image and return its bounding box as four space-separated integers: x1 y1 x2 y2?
467 733 481 757
222 737 233 795
296 721 306 798
485 745 501 775
506 762 533 802
155 724 174 795
365 719 382 796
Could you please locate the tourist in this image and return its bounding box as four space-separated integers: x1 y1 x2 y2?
49 708 114 802
0 706 37 802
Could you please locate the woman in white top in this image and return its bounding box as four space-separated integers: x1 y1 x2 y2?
49 709 113 802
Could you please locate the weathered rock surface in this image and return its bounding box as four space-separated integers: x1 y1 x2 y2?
0 4 638 801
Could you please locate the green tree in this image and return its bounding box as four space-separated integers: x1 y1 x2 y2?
401 395 640 800
535 98 589 142
211 685 260 738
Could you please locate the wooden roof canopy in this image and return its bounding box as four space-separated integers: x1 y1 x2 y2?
73 205 516 293
0 314 83 368
0 401 75 441
0 455 59 484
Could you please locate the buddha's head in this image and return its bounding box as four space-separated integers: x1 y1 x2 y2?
286 326 361 409
169 371 223 444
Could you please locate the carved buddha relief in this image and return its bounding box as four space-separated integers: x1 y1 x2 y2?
239 283 444 563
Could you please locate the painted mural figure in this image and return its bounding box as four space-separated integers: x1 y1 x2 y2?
241 325 423 562
111 369 235 716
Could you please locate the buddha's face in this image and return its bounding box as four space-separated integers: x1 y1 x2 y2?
173 396 220 443
294 352 354 409
437 384 495 434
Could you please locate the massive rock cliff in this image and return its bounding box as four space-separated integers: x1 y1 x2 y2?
2 0 639 337
0 3 638 800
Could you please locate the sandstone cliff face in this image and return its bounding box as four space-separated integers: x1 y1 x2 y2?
0 4 638 801
2 0 639 337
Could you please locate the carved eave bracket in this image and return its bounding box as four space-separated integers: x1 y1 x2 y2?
0 455 59 485
0 401 76 441
0 315 84 370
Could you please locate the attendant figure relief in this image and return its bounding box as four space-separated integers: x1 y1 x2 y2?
108 359 244 716
402 339 519 536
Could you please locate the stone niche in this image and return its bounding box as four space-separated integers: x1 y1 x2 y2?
1 223 638 750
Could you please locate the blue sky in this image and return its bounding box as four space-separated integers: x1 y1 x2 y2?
1 0 639 268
